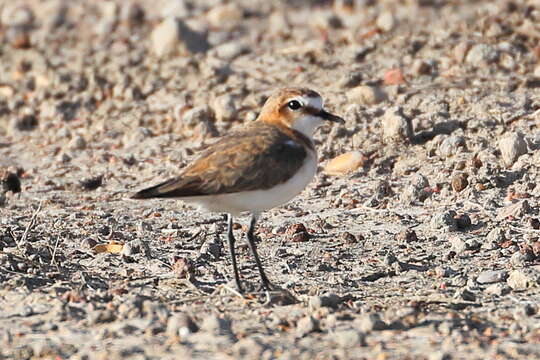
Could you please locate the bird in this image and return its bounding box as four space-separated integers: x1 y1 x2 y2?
131 87 344 293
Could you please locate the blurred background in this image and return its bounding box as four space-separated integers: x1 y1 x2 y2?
1 0 540 205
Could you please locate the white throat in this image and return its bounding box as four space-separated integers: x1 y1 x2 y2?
292 114 323 139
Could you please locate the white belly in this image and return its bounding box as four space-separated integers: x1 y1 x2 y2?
183 151 318 215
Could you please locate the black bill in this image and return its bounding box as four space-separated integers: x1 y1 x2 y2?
317 109 345 124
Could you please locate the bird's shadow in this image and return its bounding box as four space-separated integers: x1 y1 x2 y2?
412 120 465 145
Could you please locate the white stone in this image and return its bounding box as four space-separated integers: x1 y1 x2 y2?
151 17 208 58
206 3 243 30
347 85 387 105
381 106 412 142
1 5 34 28
376 12 395 32
499 132 528 167
151 17 181 57
213 95 236 122
466 44 498 65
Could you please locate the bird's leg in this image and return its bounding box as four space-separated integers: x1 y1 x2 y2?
246 214 272 290
226 213 243 292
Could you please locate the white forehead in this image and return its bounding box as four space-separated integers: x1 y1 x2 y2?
289 93 323 110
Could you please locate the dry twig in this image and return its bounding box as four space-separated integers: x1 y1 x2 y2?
19 201 43 247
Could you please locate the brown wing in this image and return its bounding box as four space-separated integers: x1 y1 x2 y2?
132 123 309 199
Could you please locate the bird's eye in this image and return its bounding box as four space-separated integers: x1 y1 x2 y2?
287 100 302 110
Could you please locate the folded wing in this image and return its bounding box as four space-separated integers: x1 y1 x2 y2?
131 124 308 199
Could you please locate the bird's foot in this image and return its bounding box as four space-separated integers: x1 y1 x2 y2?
225 280 297 305
259 283 298 306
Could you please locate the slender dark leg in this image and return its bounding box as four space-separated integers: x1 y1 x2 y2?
226 213 243 292
246 214 272 290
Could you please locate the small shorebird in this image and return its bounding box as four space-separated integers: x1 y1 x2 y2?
132 87 344 292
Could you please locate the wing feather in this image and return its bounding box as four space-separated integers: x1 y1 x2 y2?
131 123 309 199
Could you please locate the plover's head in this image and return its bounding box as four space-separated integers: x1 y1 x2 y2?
258 87 344 138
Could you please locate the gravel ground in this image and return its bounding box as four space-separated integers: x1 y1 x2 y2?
1 0 540 359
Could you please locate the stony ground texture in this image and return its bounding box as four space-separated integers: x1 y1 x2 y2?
1 0 540 359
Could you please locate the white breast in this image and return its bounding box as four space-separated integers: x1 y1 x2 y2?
184 149 318 216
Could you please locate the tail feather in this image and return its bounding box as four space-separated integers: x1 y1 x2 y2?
131 179 175 199
131 176 204 199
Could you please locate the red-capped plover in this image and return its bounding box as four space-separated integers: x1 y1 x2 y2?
132 87 344 292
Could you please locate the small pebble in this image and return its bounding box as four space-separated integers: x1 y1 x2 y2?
213 94 237 122
476 270 508 284
357 313 386 332
120 239 149 257
400 173 431 204
285 223 311 242
383 68 406 85
431 210 458 232
381 106 412 142
438 135 465 158
453 287 476 302
347 85 387 105
286 223 307 235
334 329 365 348
434 266 453 278
411 59 432 75
180 105 218 138
451 173 468 192
268 12 291 37
465 238 480 250
1 5 34 28
309 293 341 310
200 315 233 336
340 231 359 244
56 101 80 122
0 85 14 98
151 18 208 57
324 151 364 176
455 213 472 230
290 231 310 243
181 105 214 128
69 135 87 150
172 256 195 280
484 283 510 296
485 227 505 246
395 229 418 243
121 3 145 27
532 241 540 257
376 12 395 32
19 305 34 317
151 18 180 57
497 200 532 220
534 64 540 78
199 237 223 259
507 269 539 290
233 337 264 358
296 316 319 337
15 114 38 131
214 41 249 60
166 313 198 338
7 28 31 49
510 251 528 266
453 41 471 62
1 171 21 193
429 351 452 360
465 43 499 65
314 13 343 30
339 71 363 88
449 236 467 253
499 132 528 167
206 3 243 30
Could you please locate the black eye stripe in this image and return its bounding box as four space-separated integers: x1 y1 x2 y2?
287 100 302 110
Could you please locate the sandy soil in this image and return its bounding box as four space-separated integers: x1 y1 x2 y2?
1 0 540 359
